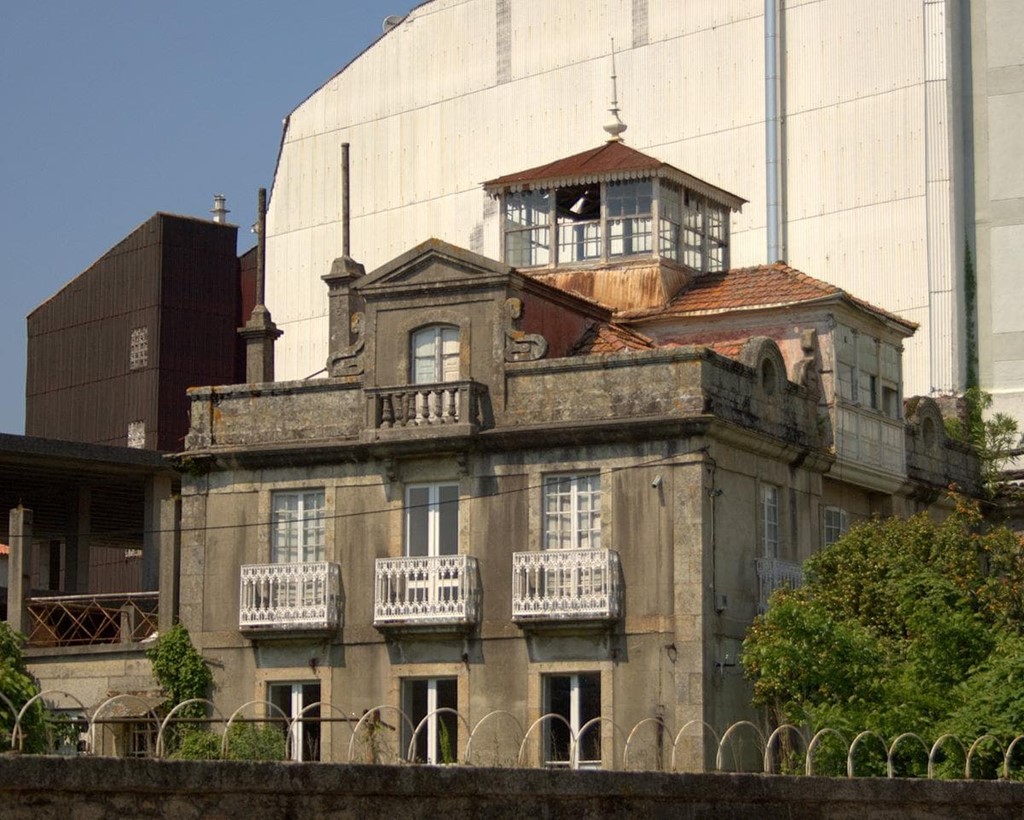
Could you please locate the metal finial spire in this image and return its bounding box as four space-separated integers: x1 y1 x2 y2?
603 38 627 142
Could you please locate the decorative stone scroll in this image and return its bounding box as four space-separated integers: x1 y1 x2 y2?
327 312 365 376
503 298 548 362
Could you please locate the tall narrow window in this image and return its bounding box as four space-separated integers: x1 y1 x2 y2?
760 484 780 558
606 180 652 257
504 190 550 267
543 474 601 550
268 682 321 762
543 673 601 768
823 506 849 547
402 677 458 764
271 491 325 564
405 484 459 557
412 325 460 384
556 184 602 262
129 327 148 370
658 181 682 261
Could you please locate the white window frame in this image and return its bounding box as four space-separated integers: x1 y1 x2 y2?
500 180 727 270
760 484 780 559
411 325 460 384
402 677 458 765
268 681 321 762
823 506 849 547
835 325 902 420
503 190 551 267
405 483 459 558
271 490 325 564
543 672 602 769
542 474 601 551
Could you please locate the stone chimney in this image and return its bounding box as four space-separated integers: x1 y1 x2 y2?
238 187 283 383
323 142 366 377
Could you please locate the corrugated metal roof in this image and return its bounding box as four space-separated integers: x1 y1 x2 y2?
620 262 918 332
484 142 661 187
483 142 747 210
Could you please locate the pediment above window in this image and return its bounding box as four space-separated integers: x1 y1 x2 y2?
355 238 513 296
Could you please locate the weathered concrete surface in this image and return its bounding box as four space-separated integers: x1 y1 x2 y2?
2 756 1024 819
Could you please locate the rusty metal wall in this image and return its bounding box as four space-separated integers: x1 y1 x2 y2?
25 214 240 451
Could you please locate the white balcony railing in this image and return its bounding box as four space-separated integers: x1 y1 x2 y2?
374 555 480 629
755 557 804 614
512 549 622 623
239 562 342 632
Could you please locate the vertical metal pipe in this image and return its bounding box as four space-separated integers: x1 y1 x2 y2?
342 142 351 258
256 187 267 306
764 0 781 263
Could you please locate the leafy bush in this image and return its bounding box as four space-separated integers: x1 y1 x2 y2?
743 498 1024 776
145 623 212 720
0 622 47 753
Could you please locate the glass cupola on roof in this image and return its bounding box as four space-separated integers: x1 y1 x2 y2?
484 142 746 274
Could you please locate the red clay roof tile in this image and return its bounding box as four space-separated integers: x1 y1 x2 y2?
621 262 916 331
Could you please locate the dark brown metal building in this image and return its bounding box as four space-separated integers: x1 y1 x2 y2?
26 213 249 452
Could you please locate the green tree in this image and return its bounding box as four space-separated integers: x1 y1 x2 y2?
0 622 48 753
945 387 1022 497
742 499 1024 772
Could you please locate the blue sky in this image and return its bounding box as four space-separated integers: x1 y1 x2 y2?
0 2 423 435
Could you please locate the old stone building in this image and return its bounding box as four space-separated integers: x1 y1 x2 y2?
174 139 977 768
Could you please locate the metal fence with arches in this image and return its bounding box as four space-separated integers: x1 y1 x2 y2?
8 694 1024 779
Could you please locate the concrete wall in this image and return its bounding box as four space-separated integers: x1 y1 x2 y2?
3 757 1024 819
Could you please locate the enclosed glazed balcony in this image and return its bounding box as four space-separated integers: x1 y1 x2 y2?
238 562 343 634
374 555 480 632
365 380 486 438
511 549 622 624
755 557 804 614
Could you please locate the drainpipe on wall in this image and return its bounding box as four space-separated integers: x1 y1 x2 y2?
764 0 782 263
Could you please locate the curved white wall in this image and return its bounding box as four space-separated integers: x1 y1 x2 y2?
266 0 966 398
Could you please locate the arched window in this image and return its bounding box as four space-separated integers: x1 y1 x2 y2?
411 325 459 384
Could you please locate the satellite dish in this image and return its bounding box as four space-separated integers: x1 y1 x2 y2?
382 15 404 33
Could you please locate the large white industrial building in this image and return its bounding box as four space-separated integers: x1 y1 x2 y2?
264 0 1024 419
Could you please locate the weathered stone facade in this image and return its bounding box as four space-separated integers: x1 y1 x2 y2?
177 220 978 768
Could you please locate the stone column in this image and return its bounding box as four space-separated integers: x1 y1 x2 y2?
238 187 283 383
65 487 91 593
7 506 32 635
143 474 172 591
157 493 181 633
323 142 366 377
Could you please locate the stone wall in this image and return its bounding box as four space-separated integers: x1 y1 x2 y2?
2 756 1024 819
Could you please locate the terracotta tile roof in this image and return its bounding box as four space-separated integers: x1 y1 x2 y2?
705 339 748 359
621 262 917 331
569 321 656 356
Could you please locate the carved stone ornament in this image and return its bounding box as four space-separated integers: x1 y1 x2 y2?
503 298 548 362
327 312 365 376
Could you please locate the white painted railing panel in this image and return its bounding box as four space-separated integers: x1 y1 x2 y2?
239 562 342 631
374 555 480 627
755 557 804 614
511 549 621 622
